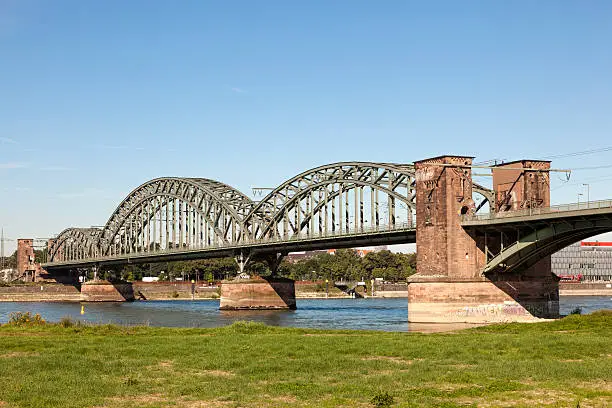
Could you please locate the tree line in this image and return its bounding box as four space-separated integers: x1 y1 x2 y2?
99 249 417 283
1 247 417 283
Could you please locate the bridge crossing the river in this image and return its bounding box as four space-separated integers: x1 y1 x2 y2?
42 162 494 270
37 155 612 323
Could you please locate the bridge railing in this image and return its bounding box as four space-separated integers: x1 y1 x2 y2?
45 219 416 266
463 199 612 222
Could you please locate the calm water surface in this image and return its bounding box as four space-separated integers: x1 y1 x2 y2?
0 296 610 332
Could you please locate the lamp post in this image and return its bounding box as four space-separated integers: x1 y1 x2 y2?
577 193 583 209
582 183 590 208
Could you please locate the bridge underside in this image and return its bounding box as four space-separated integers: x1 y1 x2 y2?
44 228 416 271
463 208 612 275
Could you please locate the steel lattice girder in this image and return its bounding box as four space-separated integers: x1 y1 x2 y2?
97 178 266 256
242 162 420 238
47 162 496 263
483 218 612 274
48 228 102 262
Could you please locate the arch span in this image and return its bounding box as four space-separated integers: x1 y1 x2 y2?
97 178 262 256
45 161 496 264
48 228 102 262
243 162 418 239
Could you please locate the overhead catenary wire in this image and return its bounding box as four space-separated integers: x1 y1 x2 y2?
536 146 612 161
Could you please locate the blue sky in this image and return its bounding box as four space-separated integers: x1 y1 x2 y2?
1 1 612 252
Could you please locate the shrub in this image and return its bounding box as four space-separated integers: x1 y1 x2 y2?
569 307 583 315
371 391 394 407
170 290 180 298
59 316 79 328
7 312 46 326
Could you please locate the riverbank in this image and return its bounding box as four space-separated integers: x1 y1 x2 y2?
559 282 612 296
0 311 610 407
1 281 610 302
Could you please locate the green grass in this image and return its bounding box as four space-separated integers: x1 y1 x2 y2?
0 312 611 407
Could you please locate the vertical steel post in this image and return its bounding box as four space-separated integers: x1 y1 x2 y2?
310 191 315 236
152 198 156 252
295 195 302 237
331 185 336 232
164 196 168 250
360 186 364 231
371 186 375 228
273 195 278 239
146 201 151 252
318 190 323 235
389 172 395 227
284 206 289 238
338 184 343 232
375 188 380 228
172 199 176 249
345 189 349 233
355 186 359 231
324 187 328 234
179 201 184 249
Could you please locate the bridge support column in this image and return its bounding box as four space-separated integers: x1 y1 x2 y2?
408 155 558 323
220 252 296 310
17 239 38 282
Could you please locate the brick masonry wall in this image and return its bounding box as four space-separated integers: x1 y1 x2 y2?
414 156 484 279
17 239 35 275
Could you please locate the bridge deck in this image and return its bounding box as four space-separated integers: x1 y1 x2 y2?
462 199 612 230
43 224 416 270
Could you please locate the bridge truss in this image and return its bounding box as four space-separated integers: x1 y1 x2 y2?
46 162 494 267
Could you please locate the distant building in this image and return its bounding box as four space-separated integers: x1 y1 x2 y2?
552 242 612 282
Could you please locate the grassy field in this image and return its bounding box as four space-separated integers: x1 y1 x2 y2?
0 312 610 408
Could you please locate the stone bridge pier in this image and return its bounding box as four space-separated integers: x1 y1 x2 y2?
220 251 296 310
407 155 559 323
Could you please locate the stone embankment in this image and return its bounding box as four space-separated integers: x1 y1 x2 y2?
559 282 612 296
1 281 608 302
0 282 221 302
0 284 81 302
132 282 219 300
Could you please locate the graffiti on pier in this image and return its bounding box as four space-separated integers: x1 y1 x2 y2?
453 302 531 318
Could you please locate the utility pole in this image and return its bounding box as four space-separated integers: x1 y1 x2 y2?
0 229 14 270
1 228 4 270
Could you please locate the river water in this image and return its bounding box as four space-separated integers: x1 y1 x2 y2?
0 296 610 332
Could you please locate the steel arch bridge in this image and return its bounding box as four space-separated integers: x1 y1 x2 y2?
45 161 495 269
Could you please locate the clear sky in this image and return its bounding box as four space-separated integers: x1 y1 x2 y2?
1 1 612 253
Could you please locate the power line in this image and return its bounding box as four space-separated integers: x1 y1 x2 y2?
537 146 612 160
476 146 612 167
570 164 612 171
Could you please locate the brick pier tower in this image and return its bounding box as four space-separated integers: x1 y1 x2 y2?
17 239 37 282
407 155 559 323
